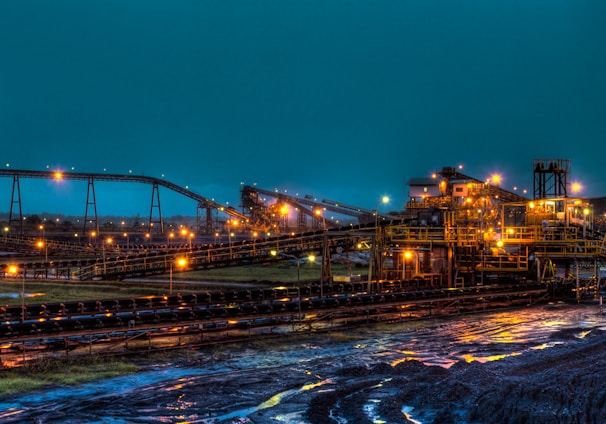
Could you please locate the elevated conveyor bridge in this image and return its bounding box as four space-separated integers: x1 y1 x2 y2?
0 169 248 236
240 185 394 232
0 225 377 281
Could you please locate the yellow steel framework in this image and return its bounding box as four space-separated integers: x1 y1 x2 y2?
374 205 606 296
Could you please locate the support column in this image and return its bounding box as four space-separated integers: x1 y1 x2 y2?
447 244 453 288
83 177 99 236
367 234 376 292
149 183 164 234
8 176 24 235
196 202 216 234
321 232 332 285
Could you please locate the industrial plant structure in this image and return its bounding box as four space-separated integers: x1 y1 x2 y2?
0 159 604 297
370 159 602 297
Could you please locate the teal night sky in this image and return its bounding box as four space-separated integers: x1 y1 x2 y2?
1 1 605 216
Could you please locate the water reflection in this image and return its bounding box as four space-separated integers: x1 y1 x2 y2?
461 351 522 363
0 292 45 299
360 379 394 424
203 378 334 423
401 406 423 424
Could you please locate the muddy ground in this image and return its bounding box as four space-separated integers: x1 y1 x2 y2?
2 302 605 423
175 324 606 424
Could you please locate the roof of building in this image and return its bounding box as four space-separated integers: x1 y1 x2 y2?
407 178 438 186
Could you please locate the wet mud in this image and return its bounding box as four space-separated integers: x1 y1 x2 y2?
2 302 606 423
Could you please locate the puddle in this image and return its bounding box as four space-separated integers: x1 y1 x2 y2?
198 378 334 423
0 292 45 299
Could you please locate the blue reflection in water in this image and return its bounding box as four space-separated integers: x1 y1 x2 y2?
0 364 213 413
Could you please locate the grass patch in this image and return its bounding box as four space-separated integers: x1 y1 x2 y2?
0 357 140 397
0 378 47 396
0 262 365 306
324 332 363 343
170 262 363 284
0 281 168 306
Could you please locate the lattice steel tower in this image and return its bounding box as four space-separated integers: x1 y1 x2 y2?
533 159 570 199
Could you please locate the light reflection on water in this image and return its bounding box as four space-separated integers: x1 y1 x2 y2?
461 351 522 363
381 305 606 368
531 341 564 350
362 399 385 424
401 406 423 424
0 292 45 299
359 379 394 424
199 378 334 423
0 364 214 415
576 330 592 338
